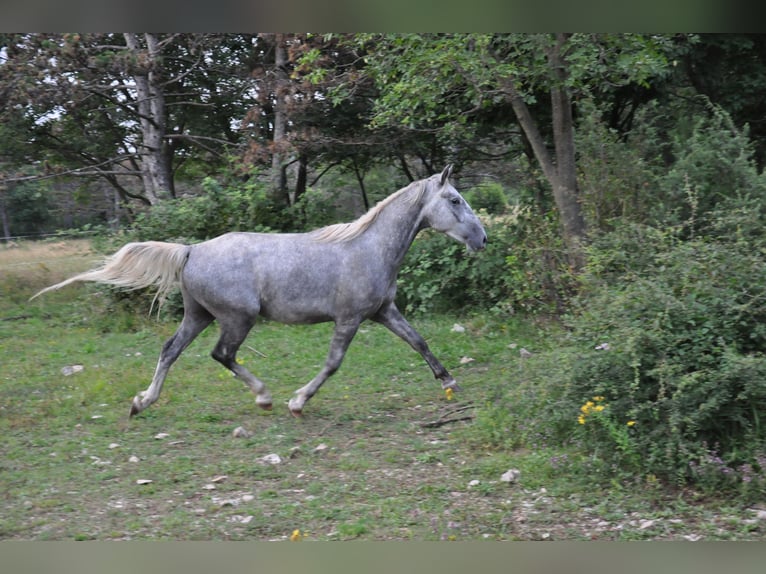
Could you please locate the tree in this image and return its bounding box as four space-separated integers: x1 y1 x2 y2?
243 33 467 210
352 33 670 269
0 33 258 207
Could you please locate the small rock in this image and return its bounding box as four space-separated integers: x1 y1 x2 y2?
154 432 170 439
239 515 254 524
508 343 518 350
260 453 282 465
242 494 255 502
500 469 521 483
232 426 252 438
313 443 329 453
136 479 153 485
519 348 533 359
755 509 766 521
459 356 475 364
61 365 84 376
108 443 120 449
211 475 227 483
468 479 480 487
128 455 140 463
683 533 703 542
451 324 466 333
639 519 655 530
202 484 216 490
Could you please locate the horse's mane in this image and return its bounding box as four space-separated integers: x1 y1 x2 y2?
309 179 429 243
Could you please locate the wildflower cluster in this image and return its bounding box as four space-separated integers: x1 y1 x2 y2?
290 529 307 541
577 396 606 425
577 396 636 428
576 394 640 472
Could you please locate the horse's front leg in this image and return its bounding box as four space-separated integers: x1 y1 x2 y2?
288 320 360 416
372 302 461 392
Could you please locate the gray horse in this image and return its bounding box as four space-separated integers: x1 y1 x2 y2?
32 165 487 417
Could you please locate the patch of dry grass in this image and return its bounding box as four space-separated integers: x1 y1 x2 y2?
0 239 98 298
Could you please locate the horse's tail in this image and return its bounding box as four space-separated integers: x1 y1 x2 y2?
30 241 191 309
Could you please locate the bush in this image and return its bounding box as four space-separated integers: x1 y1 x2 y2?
511 216 766 493
463 182 509 214
127 175 283 244
655 104 766 229
397 205 574 315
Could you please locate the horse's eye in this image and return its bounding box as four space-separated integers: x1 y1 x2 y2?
450 197 461 205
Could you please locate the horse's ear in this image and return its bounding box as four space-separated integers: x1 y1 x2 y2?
440 164 453 186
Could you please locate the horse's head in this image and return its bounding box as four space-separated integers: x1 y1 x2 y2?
422 165 488 252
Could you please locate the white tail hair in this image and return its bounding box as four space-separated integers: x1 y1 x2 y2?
30 241 191 311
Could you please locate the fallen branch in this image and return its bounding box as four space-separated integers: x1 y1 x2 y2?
420 415 475 428
419 402 475 428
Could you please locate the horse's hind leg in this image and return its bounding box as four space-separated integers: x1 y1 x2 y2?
211 317 273 410
130 299 214 417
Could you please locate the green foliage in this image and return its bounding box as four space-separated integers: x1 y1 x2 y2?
2 179 53 236
463 182 509 214
397 206 574 315
575 99 663 228
655 103 766 228
127 174 282 244
498 213 766 493
465 101 766 495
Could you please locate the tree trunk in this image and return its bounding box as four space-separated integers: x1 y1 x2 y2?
353 159 370 212
0 186 10 242
293 153 307 205
124 33 173 205
270 34 289 204
503 34 587 270
548 33 586 270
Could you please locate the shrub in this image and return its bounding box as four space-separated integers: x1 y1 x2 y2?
652 102 766 230
463 182 509 214
127 175 282 244
397 205 574 315
521 218 766 491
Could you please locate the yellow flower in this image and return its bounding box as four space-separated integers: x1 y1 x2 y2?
445 388 454 401
577 414 586 425
593 396 605 402
627 420 636 427
290 529 302 541
236 357 245 365
594 405 605 412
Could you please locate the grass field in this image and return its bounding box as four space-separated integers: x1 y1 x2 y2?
2 239 765 540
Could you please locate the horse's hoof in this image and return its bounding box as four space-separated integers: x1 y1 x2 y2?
289 407 303 418
129 399 141 418
442 381 462 392
258 402 273 411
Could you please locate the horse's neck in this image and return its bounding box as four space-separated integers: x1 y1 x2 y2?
364 191 426 268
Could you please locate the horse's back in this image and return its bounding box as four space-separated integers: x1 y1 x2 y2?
180 231 383 324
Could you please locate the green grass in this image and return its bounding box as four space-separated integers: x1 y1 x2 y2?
2 239 765 540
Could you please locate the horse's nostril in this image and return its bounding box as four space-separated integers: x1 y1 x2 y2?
482 235 488 246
